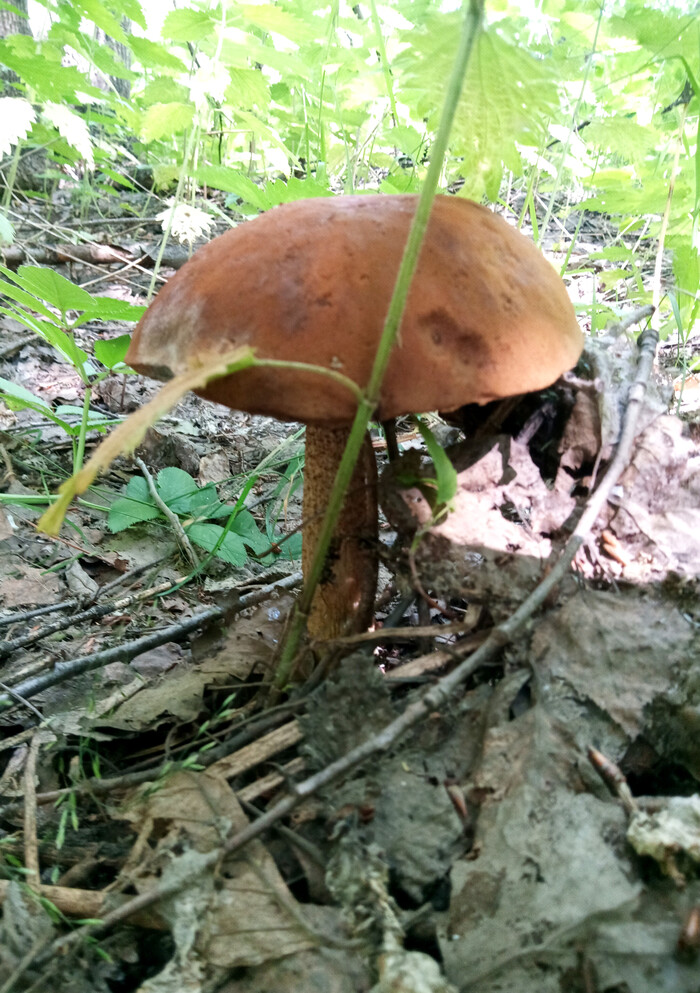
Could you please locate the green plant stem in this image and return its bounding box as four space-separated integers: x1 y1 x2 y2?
147 123 201 302
274 0 484 690
253 359 363 402
539 0 606 243
73 386 92 474
369 0 399 124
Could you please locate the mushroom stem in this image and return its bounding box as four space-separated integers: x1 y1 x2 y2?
302 425 378 641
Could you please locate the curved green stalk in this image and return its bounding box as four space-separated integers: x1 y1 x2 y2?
274 0 484 690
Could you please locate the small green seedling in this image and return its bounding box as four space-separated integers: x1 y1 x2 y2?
108 465 291 568
0 264 144 471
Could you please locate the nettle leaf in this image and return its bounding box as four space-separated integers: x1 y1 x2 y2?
186 523 249 567
139 102 195 142
130 36 187 73
108 477 160 532
0 97 36 158
239 4 321 45
225 67 271 110
583 117 655 165
112 0 146 32
261 175 332 206
397 19 558 198
142 76 190 106
42 102 94 168
162 7 216 42
14 266 95 314
0 45 102 103
199 166 270 208
71 0 126 43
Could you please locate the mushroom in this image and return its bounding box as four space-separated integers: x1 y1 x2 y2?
127 194 583 642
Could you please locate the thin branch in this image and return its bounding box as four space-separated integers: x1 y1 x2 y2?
0 572 302 712
135 457 200 568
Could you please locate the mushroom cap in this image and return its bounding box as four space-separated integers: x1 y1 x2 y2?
127 195 582 425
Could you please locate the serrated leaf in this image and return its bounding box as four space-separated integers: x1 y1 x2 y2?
111 0 146 31
240 4 320 45
139 102 195 142
397 20 557 199
261 175 332 206
162 8 215 43
130 36 186 72
72 0 126 43
85 298 146 322
14 266 95 313
583 118 654 164
43 102 94 167
0 48 102 102
0 97 36 157
225 67 270 110
381 124 424 157
199 166 270 208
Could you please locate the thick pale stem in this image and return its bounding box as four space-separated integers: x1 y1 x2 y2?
303 425 378 641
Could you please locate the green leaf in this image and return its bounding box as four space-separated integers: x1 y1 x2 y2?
112 0 146 31
93 335 132 369
14 266 95 313
230 509 270 555
0 267 58 321
0 96 36 158
53 405 122 436
197 166 267 205
261 175 332 205
139 102 195 142
155 467 200 511
416 420 457 508
225 68 270 110
0 377 74 434
130 36 187 72
397 20 558 199
71 0 126 43
186 523 249 567
108 477 159 532
239 4 321 45
84 298 146 322
0 214 13 247
0 376 52 414
162 8 216 42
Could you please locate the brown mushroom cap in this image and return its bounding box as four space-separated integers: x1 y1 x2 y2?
127 195 582 423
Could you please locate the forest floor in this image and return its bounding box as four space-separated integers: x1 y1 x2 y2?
0 187 700 993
